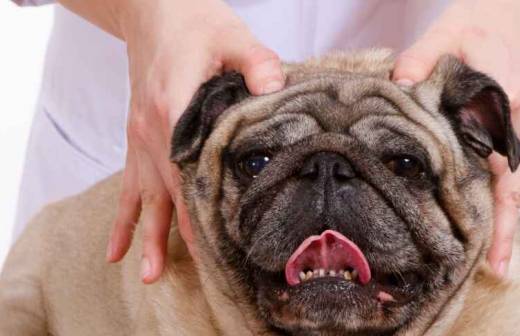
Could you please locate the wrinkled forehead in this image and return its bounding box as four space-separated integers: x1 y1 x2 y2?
203 75 464 174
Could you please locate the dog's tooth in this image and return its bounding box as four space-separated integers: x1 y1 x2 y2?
299 271 306 281
338 269 344 276
306 271 313 280
319 269 325 277
313 270 319 278
329 270 336 276
344 271 352 281
351 269 358 280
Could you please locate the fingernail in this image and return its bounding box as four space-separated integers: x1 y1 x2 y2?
141 257 151 280
106 241 113 261
395 79 415 87
497 260 509 278
262 80 284 95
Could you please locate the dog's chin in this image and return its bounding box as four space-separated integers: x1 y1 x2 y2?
256 269 424 334
251 231 426 334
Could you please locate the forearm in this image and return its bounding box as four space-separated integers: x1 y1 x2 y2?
56 0 126 39
55 0 234 43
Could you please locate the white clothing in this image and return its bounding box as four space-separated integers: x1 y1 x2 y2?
13 0 451 238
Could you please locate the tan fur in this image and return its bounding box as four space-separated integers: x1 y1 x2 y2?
1 51 519 335
449 267 520 336
0 175 219 336
2 174 518 335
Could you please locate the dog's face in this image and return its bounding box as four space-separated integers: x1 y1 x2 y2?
171 52 520 335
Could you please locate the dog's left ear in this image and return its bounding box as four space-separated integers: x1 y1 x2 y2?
170 71 250 165
428 55 520 171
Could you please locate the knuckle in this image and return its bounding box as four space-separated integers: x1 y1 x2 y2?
112 218 130 233
244 45 281 68
397 51 431 70
128 112 151 143
140 188 169 207
119 189 139 206
112 214 136 236
142 226 168 247
141 230 157 244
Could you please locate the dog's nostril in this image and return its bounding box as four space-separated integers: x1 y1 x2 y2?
333 161 355 180
299 152 355 182
300 160 320 179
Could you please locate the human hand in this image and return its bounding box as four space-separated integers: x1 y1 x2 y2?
393 0 520 277
104 0 284 283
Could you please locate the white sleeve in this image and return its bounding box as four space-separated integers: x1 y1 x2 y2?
12 0 55 6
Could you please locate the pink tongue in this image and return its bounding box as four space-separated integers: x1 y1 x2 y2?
285 230 371 286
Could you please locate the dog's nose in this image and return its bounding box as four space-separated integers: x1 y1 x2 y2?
299 152 355 182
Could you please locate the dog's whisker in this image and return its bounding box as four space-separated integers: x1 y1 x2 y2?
244 227 280 266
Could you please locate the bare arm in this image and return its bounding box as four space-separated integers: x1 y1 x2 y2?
55 0 285 283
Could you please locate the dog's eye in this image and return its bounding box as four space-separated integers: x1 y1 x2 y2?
385 155 425 179
239 153 271 178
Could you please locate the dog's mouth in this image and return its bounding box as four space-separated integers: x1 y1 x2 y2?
283 230 421 305
252 229 426 332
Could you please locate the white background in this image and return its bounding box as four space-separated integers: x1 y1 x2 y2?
0 2 54 267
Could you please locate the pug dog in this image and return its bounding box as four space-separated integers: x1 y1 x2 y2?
1 49 520 336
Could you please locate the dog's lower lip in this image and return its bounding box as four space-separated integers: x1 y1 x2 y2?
280 275 419 306
255 265 421 308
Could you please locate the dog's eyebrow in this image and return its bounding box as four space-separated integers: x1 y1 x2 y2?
229 113 323 153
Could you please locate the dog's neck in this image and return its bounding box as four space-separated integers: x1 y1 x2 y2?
398 264 517 336
194 246 279 335
447 266 520 336
148 228 277 336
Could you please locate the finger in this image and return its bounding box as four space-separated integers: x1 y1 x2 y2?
222 31 284 95
393 27 460 84
140 91 198 260
150 122 196 260
107 148 142 262
134 111 180 199
488 192 519 278
170 165 198 258
134 142 174 284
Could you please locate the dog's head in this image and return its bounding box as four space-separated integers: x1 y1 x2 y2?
171 50 519 335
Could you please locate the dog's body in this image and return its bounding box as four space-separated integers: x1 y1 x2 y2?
2 50 520 335
2 174 520 336
1 174 221 336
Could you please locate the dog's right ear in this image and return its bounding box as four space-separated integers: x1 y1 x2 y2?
171 72 250 165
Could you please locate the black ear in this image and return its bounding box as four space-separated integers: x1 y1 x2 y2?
436 56 520 171
170 71 250 164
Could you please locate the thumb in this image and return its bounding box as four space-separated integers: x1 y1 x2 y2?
223 32 285 96
393 28 459 84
